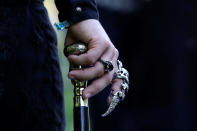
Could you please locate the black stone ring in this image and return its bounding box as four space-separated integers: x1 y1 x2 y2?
99 60 114 73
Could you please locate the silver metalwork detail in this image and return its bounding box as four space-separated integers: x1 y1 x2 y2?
114 67 129 84
102 60 130 117
121 81 129 93
102 91 125 117
117 60 123 69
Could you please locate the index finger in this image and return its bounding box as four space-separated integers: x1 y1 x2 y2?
67 41 108 66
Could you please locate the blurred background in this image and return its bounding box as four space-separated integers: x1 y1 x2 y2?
44 0 197 131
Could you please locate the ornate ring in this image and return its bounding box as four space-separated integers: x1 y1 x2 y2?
101 60 130 117
99 60 114 73
114 60 129 83
121 81 129 93
113 67 129 84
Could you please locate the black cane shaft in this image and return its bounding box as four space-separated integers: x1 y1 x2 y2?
74 106 90 131
73 86 90 131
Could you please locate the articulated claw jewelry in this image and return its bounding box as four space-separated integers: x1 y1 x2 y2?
102 60 130 117
114 67 129 84
101 91 125 117
121 81 129 93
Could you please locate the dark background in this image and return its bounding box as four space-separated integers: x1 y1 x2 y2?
90 0 197 131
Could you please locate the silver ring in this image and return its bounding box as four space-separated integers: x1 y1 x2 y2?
99 59 114 73
121 81 129 93
114 60 129 83
113 67 129 84
101 60 130 117
114 60 129 91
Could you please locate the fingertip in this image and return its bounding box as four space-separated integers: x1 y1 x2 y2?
82 92 92 99
68 72 75 80
67 55 76 63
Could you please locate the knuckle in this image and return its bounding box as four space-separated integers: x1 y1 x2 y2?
95 86 102 93
97 69 104 77
90 85 102 95
103 40 111 49
90 36 100 42
104 75 112 85
86 55 96 64
114 48 119 57
105 40 111 46
96 63 104 77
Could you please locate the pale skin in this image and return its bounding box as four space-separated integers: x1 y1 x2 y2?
65 19 123 102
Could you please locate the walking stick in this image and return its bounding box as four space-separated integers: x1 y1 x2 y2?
64 43 90 131
55 22 90 131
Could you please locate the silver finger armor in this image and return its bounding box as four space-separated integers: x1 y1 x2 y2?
101 91 125 117
114 60 129 92
114 60 129 84
102 60 129 117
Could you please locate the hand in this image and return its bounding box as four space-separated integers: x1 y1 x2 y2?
65 19 122 101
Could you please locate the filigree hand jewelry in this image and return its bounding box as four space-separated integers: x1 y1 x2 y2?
102 60 129 117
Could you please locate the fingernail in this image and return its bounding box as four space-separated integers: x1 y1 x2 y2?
85 93 91 99
68 75 75 80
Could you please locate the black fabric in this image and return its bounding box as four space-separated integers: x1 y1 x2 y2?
0 0 65 130
55 0 99 23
